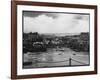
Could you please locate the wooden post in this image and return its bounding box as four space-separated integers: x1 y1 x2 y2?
69 58 71 66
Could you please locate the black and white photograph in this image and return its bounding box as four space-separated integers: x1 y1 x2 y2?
11 1 97 79
23 11 90 69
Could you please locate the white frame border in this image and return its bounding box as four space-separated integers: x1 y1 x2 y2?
17 5 95 75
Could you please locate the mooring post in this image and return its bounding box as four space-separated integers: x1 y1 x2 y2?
69 58 72 66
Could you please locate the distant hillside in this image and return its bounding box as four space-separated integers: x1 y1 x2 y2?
40 33 82 37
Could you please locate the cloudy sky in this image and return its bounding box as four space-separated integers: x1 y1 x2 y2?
23 11 89 33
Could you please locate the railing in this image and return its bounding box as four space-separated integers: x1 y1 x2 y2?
32 57 89 66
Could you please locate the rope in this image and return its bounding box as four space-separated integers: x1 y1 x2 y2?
71 59 88 65
32 58 88 66
33 59 69 63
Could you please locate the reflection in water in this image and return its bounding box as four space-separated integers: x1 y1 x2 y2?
23 48 89 68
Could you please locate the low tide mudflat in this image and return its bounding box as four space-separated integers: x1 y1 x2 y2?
23 47 89 68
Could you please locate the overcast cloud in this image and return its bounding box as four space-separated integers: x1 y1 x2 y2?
23 11 89 33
